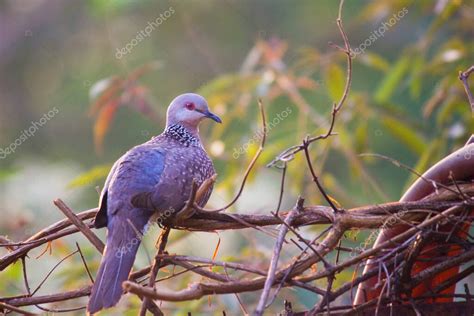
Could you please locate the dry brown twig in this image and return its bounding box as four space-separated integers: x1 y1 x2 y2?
255 197 303 315
459 65 474 114
196 98 267 213
53 198 104 253
267 0 352 215
138 228 170 316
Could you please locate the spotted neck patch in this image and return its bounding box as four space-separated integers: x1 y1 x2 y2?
164 124 200 146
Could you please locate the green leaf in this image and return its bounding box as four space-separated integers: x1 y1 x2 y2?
87 0 134 15
4 260 22 281
436 98 465 126
374 55 410 104
324 63 345 101
68 164 112 188
381 116 426 155
359 52 390 72
404 139 443 190
354 122 369 153
197 74 259 103
427 0 462 35
0 168 19 182
409 55 424 99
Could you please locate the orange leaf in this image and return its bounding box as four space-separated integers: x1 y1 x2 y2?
295 76 319 90
126 86 158 121
94 101 119 154
88 77 123 116
210 232 221 271
258 38 288 65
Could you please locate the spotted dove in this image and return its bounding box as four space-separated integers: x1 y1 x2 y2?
87 93 221 314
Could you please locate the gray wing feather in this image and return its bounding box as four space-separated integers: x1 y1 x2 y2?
94 145 166 227
94 161 119 228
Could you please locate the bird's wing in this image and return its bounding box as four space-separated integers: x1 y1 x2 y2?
94 160 120 228
95 144 166 226
131 155 215 213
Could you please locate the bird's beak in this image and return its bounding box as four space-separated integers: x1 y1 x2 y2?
204 110 222 123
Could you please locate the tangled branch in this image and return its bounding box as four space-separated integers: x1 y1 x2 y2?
0 183 472 314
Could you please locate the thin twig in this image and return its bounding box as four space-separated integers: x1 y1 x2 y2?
31 250 78 296
459 65 474 113
199 99 266 212
53 199 104 253
359 153 460 196
0 301 37 315
224 266 248 315
254 197 303 315
303 137 341 212
75 242 94 283
139 228 170 316
267 0 352 167
271 211 332 268
275 162 287 216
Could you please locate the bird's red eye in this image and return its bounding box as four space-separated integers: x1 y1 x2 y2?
185 102 195 110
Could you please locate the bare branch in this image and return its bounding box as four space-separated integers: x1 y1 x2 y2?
459 65 474 113
53 199 104 253
255 197 303 315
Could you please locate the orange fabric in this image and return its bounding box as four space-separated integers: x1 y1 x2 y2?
410 245 462 302
410 210 472 302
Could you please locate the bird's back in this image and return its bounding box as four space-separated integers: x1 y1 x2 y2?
127 125 215 213
98 125 215 220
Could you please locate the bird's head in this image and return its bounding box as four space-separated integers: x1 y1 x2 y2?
166 93 221 133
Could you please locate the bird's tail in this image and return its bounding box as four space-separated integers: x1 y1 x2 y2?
87 217 148 314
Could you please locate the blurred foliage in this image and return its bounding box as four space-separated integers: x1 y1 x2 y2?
88 62 162 153
0 0 473 314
